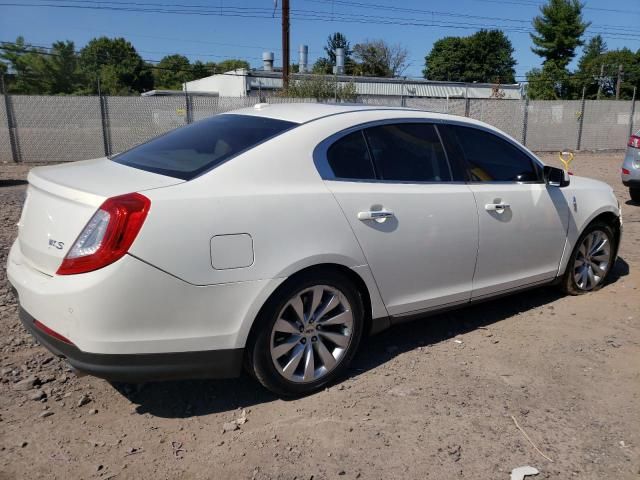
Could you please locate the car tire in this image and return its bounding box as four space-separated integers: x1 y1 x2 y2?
248 270 364 397
561 221 615 295
630 187 640 203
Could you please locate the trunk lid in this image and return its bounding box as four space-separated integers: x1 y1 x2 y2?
18 158 183 275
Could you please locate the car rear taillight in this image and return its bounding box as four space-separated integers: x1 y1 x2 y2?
628 135 640 149
622 167 631 175
56 193 150 275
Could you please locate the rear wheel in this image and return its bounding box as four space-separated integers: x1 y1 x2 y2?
248 270 364 397
630 187 640 203
561 221 614 295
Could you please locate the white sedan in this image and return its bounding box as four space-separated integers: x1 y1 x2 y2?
7 103 622 396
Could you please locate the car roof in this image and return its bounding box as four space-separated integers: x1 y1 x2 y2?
225 102 424 124
224 102 541 164
226 101 513 137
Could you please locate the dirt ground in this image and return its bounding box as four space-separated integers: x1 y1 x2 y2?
0 152 638 480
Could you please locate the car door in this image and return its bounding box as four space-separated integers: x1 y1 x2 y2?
439 123 570 299
318 122 479 317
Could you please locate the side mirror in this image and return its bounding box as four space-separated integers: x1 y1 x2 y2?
544 165 570 188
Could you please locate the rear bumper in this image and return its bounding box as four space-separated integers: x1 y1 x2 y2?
622 179 640 188
7 240 283 354
19 307 243 382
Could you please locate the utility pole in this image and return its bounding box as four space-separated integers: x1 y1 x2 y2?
596 63 604 100
616 64 623 100
281 0 290 89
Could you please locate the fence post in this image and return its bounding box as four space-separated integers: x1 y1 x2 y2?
184 88 193 124
576 86 586 151
98 94 111 157
522 97 529 147
464 97 470 117
629 87 637 138
1 75 21 163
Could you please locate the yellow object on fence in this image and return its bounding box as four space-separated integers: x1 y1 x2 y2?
558 151 574 171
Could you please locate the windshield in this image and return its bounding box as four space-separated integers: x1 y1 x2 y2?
112 114 297 180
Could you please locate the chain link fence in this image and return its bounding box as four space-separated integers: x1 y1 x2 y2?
9 95 105 163
0 94 637 164
0 96 12 163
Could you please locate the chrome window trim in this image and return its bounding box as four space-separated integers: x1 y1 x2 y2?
314 117 545 185
313 118 458 184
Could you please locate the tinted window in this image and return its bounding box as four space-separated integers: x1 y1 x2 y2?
364 123 452 182
441 125 539 182
327 131 376 180
113 114 296 180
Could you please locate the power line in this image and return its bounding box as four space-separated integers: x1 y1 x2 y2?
39 0 638 37
299 0 640 34
1 1 639 41
469 0 640 15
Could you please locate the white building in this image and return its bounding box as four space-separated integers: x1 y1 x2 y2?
184 69 523 100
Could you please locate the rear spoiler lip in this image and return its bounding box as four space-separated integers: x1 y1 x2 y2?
28 170 106 208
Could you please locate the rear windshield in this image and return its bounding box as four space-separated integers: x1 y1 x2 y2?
112 114 297 180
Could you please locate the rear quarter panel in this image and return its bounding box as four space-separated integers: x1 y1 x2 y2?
128 116 392 319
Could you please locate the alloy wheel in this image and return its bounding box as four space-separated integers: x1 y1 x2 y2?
269 285 354 383
573 229 611 291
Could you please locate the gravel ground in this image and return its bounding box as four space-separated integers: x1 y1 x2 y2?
0 152 639 480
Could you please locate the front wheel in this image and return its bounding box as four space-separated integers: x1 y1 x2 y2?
248 271 364 397
630 187 640 203
561 222 615 295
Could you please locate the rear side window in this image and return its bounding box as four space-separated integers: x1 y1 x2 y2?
326 131 376 180
440 124 539 182
113 114 296 180
364 123 452 182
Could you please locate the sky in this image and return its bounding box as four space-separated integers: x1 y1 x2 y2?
0 0 639 81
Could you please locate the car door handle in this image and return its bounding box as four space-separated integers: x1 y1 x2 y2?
358 210 394 222
485 202 510 212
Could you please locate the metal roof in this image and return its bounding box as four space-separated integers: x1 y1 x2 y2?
247 71 522 99
184 69 523 99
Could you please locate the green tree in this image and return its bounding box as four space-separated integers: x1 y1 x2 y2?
352 39 408 77
577 35 607 72
0 37 48 93
525 60 572 99
576 48 640 99
324 32 352 65
464 30 516 83
423 30 516 83
0 38 82 94
190 60 216 79
312 32 355 74
43 40 83 94
423 37 467 81
215 59 250 72
282 75 357 101
154 54 192 90
530 0 590 69
78 37 153 95
312 58 333 74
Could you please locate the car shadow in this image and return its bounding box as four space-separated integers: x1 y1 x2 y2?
115 256 629 419
606 256 630 285
0 179 28 187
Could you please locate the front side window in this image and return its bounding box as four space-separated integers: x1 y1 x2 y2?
364 123 452 182
113 114 296 180
326 131 376 180
440 124 539 182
